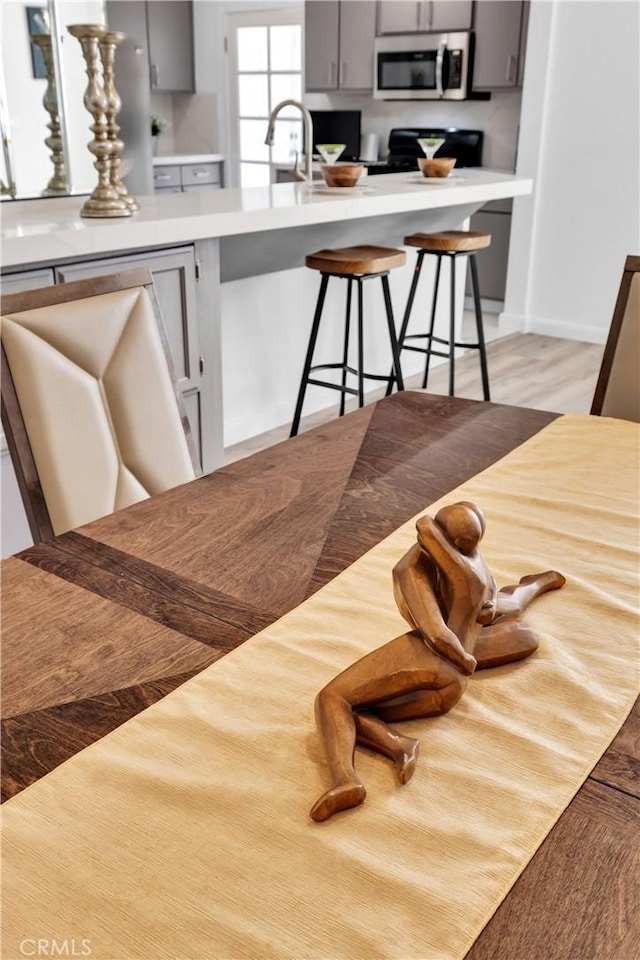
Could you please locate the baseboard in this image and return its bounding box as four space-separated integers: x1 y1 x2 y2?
464 295 503 315
498 312 527 334
514 315 606 345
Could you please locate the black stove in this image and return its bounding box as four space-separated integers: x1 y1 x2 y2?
365 127 483 175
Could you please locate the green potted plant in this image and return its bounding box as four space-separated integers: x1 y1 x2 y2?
150 115 168 155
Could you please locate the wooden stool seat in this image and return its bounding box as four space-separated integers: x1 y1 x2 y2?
306 245 406 276
404 230 492 254
291 246 406 437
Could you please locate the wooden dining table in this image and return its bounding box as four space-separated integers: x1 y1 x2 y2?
2 391 638 959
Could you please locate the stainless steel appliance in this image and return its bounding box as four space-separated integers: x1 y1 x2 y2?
364 127 483 176
374 32 473 100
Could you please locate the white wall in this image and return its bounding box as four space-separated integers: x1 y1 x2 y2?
503 0 640 343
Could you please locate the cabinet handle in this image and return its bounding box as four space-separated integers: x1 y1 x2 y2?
328 61 337 87
155 173 171 181
339 62 346 87
151 62 159 87
506 54 517 84
421 1 434 29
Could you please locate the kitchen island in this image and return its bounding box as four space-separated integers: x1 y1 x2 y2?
2 169 530 276
1 170 532 553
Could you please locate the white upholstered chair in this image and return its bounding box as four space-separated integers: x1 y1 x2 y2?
1 268 200 543
591 255 640 423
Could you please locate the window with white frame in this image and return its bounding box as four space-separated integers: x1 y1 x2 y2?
227 8 304 187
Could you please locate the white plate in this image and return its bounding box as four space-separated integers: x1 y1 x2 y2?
309 184 373 195
406 174 466 185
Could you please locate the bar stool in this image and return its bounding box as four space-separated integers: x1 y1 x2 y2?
393 230 492 400
290 245 406 437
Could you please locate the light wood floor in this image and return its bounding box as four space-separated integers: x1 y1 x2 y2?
225 328 604 465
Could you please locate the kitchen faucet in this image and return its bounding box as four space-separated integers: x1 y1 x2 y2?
265 100 313 183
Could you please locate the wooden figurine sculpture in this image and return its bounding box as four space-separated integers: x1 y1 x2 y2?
310 501 565 822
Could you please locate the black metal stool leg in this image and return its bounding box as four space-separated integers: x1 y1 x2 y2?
422 254 442 389
340 278 353 416
386 250 425 396
381 273 404 392
290 273 330 437
357 278 365 407
448 254 456 397
469 254 491 400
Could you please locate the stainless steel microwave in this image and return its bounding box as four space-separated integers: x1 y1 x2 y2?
374 32 472 100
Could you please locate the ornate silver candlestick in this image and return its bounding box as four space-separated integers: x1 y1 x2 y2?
99 30 139 211
30 33 67 195
67 23 130 218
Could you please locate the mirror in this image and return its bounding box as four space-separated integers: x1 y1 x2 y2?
1 0 106 200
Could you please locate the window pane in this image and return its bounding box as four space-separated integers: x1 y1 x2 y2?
270 25 301 70
238 27 267 71
239 75 269 117
271 119 302 165
240 119 270 162
241 163 271 187
270 74 302 111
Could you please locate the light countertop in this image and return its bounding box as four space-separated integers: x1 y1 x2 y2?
152 154 225 166
1 169 532 270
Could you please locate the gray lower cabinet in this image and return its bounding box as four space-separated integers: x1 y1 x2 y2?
2 240 223 473
153 161 223 194
55 246 218 471
0 268 55 293
466 200 513 303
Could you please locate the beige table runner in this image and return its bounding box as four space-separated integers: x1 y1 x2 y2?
2 413 639 960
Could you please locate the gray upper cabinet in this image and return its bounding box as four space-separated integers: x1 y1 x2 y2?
107 0 195 94
430 1 473 31
517 0 530 87
472 1 526 89
305 1 376 92
147 0 195 92
305 1 339 90
339 1 376 89
377 1 473 35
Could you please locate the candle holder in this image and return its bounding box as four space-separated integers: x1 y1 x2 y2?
30 34 67 195
99 30 139 211
67 23 130 218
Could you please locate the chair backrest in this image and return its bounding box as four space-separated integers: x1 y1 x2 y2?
1 268 200 543
591 255 640 422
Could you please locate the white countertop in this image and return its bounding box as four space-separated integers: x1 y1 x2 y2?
152 154 225 166
1 169 532 270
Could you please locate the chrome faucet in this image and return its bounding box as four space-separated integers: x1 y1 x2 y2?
265 99 313 183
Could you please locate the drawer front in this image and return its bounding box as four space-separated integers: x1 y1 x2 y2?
153 165 181 188
181 163 220 186
0 267 55 293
